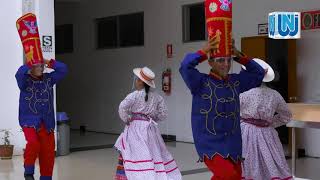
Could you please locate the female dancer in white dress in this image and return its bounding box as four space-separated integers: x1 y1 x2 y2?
114 67 182 180
240 59 292 180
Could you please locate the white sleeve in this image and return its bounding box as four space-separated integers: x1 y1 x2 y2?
155 96 168 122
272 92 292 128
118 93 135 122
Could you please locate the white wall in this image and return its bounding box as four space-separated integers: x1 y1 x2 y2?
55 0 210 143
37 0 57 150
295 30 320 157
0 0 25 155
0 0 55 155
55 0 320 155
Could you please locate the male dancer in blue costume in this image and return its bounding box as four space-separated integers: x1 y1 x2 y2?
180 36 264 179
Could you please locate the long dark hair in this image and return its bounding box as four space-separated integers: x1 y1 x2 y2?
144 83 150 102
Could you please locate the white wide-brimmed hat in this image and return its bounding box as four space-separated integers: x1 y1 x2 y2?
133 67 156 88
242 58 275 82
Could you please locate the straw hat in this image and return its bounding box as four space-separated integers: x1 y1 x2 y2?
242 58 275 82
133 67 156 88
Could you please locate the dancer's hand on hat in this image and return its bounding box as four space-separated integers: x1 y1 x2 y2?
202 36 220 55
232 39 246 58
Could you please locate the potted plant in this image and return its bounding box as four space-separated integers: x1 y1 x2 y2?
0 129 14 160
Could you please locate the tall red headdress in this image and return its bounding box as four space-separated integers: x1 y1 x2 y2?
205 0 232 58
16 13 44 67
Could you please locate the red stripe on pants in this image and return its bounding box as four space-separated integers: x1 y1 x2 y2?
23 123 55 176
204 155 242 180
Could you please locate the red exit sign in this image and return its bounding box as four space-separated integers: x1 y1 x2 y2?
301 10 320 30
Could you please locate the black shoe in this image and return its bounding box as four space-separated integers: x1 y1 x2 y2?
24 174 35 180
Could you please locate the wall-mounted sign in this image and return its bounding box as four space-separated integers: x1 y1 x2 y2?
167 44 173 58
42 35 53 52
268 12 301 39
301 10 320 30
258 23 268 35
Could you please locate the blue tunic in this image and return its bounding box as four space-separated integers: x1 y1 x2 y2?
180 52 264 161
15 60 68 132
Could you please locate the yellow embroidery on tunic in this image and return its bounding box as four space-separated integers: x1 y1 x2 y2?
200 79 240 135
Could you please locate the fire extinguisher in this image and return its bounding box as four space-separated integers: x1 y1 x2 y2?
162 68 171 95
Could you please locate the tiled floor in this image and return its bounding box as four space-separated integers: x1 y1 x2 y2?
70 130 118 150
0 142 319 180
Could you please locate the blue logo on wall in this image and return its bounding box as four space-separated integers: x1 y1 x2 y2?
268 12 301 39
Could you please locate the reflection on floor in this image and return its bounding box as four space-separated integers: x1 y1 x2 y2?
70 130 119 151
0 142 319 180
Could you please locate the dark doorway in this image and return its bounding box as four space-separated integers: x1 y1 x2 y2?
267 39 289 144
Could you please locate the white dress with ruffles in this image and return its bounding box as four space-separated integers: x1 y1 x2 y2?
114 90 182 180
240 86 292 180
